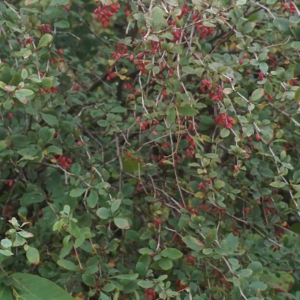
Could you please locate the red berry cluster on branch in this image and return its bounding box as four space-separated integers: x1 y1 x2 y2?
215 113 234 129
169 2 190 25
178 2 190 19
174 279 188 291
200 80 224 101
281 2 296 14
106 68 116 81
193 13 215 38
143 288 156 300
38 87 58 94
186 136 196 158
40 24 51 35
124 6 131 17
18 37 33 47
54 154 73 169
93 4 120 28
172 29 186 43
110 42 128 61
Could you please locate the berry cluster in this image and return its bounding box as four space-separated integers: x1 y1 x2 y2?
40 24 51 35
178 2 190 19
172 29 186 43
185 136 196 158
39 87 58 94
134 60 149 75
106 68 116 81
169 2 190 25
123 6 130 17
18 36 33 47
200 80 224 101
151 218 163 228
110 42 128 61
281 2 296 14
186 255 195 265
215 113 234 129
209 85 224 101
93 4 120 28
150 40 161 55
192 13 215 38
174 279 188 291
53 154 73 169
143 289 156 300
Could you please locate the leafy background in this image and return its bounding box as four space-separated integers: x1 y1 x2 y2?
1 0 300 299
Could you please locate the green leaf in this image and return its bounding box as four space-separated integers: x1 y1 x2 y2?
57 259 79 271
259 62 268 74
166 107 176 124
15 48 32 58
15 89 34 102
24 246 40 264
54 20 70 28
21 69 28 80
158 257 173 270
100 292 112 300
136 254 150 276
0 250 13 256
214 180 225 189
82 274 96 287
250 88 264 101
113 218 130 229
69 188 86 198
0 284 13 300
182 236 204 251
236 269 253 278
50 0 69 4
160 248 183 259
25 0 39 4
111 199 121 214
248 261 263 278
270 181 286 188
177 106 198 116
46 145 62 155
37 34 53 49
96 207 111 219
0 140 8 152
111 273 139 280
137 280 154 288
41 113 58 126
11 273 74 300
220 233 238 252
42 77 53 88
250 281 268 291
204 229 217 246
152 7 167 31
1 238 12 248
295 87 300 103
21 193 44 207
87 190 98 208
273 18 290 34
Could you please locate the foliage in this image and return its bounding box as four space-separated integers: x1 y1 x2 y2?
1 0 300 299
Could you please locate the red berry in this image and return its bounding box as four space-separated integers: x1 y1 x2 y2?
58 49 64 55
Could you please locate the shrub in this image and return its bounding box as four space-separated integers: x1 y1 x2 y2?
1 0 300 299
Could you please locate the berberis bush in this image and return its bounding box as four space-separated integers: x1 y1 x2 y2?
1 0 300 299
